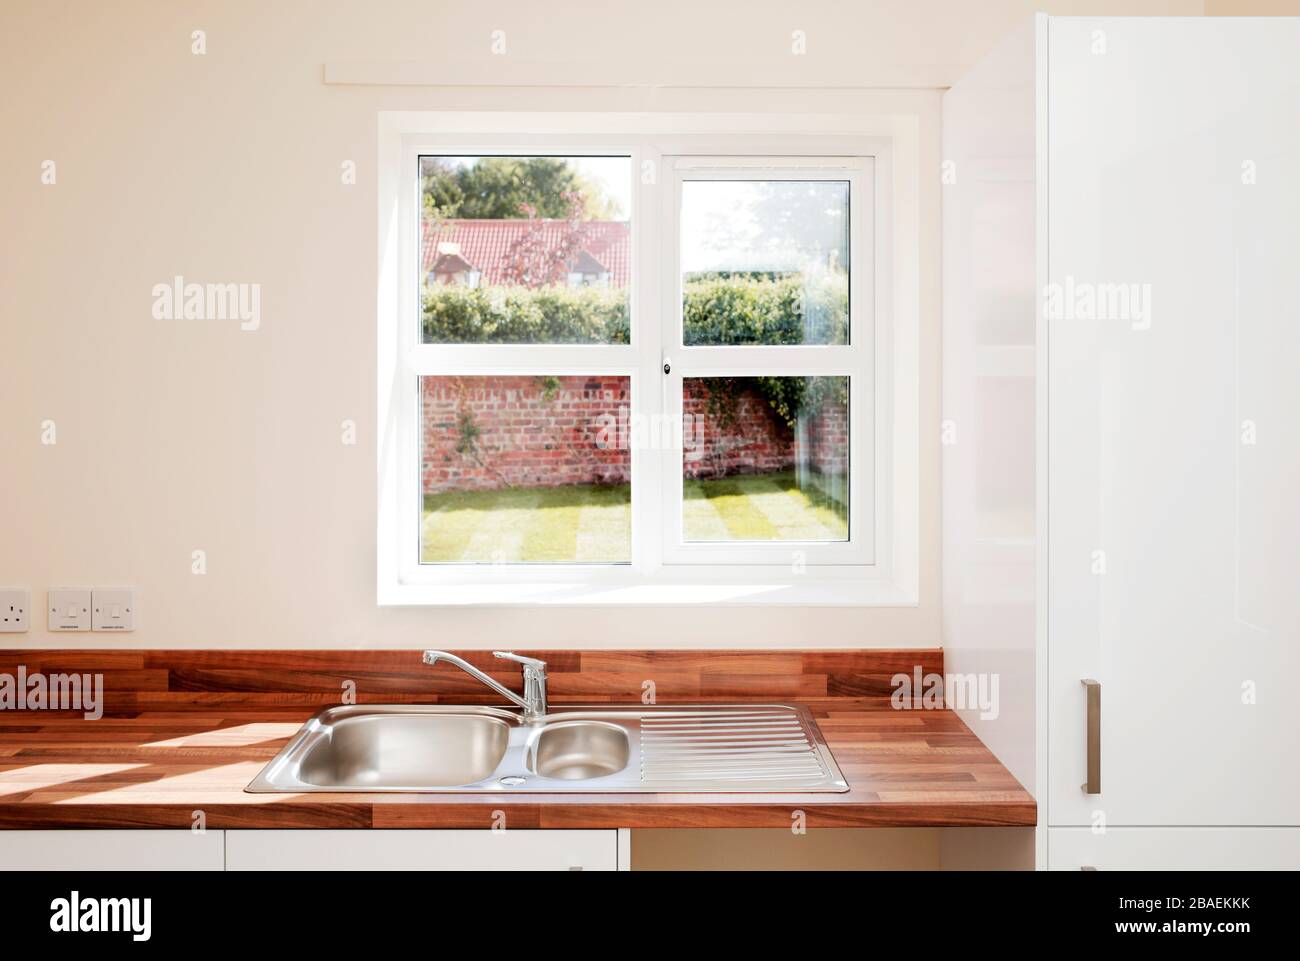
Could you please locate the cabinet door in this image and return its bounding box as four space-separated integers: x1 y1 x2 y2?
225 830 620 871
1047 18 1300 825
0 830 224 870
1049 828 1300 871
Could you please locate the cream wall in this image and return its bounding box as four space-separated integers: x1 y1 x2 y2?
0 0 1226 649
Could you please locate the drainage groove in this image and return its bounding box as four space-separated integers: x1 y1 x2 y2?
639 707 830 784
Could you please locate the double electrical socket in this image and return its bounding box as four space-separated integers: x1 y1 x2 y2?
0 587 136 633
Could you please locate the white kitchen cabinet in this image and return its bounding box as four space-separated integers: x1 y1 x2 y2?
943 15 1300 869
0 830 225 870
225 829 626 871
1044 15 1300 832
1049 829 1300 872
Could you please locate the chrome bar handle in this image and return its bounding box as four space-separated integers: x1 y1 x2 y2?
1081 678 1101 794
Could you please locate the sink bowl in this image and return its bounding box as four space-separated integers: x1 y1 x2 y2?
246 704 848 794
530 721 629 780
294 711 509 789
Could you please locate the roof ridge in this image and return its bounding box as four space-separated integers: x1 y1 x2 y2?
425 218 630 226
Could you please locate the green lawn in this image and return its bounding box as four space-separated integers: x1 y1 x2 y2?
683 471 847 543
421 471 847 563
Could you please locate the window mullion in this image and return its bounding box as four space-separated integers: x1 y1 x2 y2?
668 346 860 376
407 344 636 375
634 143 665 573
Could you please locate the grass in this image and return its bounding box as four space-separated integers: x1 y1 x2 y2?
684 471 847 542
421 471 847 563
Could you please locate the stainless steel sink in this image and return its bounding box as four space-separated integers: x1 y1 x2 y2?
296 711 510 789
246 704 848 794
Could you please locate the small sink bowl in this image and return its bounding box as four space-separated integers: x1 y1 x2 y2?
530 721 630 780
297 712 510 789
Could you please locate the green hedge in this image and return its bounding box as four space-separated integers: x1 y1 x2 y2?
421 274 847 346
700 374 846 433
421 284 629 345
421 275 849 425
681 274 847 346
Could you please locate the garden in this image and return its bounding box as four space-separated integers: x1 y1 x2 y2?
418 156 851 564
420 276 850 563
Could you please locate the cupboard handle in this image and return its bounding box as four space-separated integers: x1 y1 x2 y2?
1081 679 1101 794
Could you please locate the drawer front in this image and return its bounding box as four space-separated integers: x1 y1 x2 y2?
0 830 225 871
225 829 620 871
1049 827 1300 871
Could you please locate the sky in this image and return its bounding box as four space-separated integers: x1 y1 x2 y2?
680 179 849 275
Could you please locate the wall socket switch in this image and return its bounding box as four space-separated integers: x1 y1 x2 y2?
0 588 31 632
92 589 135 632
48 588 93 631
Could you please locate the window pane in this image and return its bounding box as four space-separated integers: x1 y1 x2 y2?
683 376 848 542
680 180 849 346
420 156 631 344
420 375 631 564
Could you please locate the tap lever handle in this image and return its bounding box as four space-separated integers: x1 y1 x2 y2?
492 651 547 673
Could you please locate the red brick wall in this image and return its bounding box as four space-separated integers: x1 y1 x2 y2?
683 380 795 479
421 376 630 494
421 376 846 495
806 403 849 476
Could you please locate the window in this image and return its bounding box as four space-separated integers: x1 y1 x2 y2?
663 160 871 566
378 115 910 604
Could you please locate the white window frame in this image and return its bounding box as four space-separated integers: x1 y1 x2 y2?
377 112 917 607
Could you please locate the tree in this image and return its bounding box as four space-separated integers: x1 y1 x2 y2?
499 192 591 288
421 157 620 220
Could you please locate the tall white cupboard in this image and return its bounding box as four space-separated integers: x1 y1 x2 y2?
942 15 1300 870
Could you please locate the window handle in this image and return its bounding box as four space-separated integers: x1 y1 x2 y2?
663 356 672 375
1081 679 1101 794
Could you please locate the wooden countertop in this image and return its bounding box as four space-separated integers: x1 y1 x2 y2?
0 649 1035 828
0 704 1034 829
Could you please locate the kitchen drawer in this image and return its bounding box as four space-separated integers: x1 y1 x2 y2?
225 829 623 871
1048 827 1300 871
0 830 225 871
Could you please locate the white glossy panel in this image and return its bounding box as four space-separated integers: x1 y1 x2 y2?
941 17 1041 795
0 830 225 871
1047 17 1300 826
1049 827 1300 871
225 829 618 871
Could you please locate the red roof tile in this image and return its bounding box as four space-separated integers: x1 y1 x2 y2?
422 219 630 288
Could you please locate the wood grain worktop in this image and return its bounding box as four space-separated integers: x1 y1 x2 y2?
0 649 1035 829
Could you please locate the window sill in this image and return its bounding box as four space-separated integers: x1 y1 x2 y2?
378 571 918 608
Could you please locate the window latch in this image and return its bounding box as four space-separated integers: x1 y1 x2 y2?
663 356 672 375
